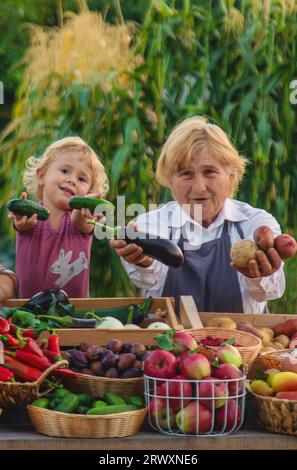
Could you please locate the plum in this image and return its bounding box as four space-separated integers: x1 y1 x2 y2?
134 360 143 370
104 367 119 378
118 353 136 371
120 368 143 378
79 342 90 352
81 368 95 376
121 342 133 353
85 345 103 362
101 352 118 371
130 343 146 358
90 361 104 376
106 339 122 354
253 226 274 251
274 234 297 259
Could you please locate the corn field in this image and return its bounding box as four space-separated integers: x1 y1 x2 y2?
0 0 297 312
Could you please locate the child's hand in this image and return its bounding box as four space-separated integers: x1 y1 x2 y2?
80 192 106 223
8 192 38 232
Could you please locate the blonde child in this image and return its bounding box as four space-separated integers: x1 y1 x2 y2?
9 136 109 298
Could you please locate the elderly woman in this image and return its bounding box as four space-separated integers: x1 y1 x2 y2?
110 117 285 313
0 264 18 303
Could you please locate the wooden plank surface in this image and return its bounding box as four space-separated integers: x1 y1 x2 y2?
0 401 297 450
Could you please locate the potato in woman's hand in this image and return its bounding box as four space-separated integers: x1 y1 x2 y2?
230 239 258 268
253 226 274 251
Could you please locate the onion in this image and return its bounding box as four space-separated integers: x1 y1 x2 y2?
96 317 124 329
123 324 141 329
147 322 170 330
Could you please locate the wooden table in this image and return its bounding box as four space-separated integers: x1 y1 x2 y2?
0 400 296 450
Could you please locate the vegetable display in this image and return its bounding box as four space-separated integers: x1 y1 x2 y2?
31 387 144 415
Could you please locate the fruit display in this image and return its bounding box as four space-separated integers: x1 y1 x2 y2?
144 330 246 435
230 225 297 268
62 340 147 378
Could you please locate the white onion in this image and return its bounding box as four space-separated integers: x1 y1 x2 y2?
147 322 170 330
123 324 142 329
96 317 124 329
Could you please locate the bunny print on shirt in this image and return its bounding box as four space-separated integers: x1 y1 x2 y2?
50 249 88 288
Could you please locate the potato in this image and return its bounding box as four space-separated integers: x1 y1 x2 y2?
230 240 258 268
205 316 237 330
273 335 290 348
269 341 285 350
253 226 274 251
260 346 277 354
274 234 297 259
257 327 274 346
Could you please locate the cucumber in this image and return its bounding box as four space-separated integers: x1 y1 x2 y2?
87 405 138 415
69 197 114 212
103 392 126 406
126 396 143 408
31 398 50 409
7 199 50 221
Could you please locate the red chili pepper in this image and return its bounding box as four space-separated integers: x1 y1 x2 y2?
14 350 52 371
47 334 61 355
22 329 38 340
43 348 62 363
3 354 43 382
1 334 19 347
0 366 14 382
0 317 10 335
22 338 46 359
54 368 79 379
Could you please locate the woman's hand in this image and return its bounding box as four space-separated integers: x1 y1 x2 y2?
109 222 154 267
8 192 38 232
231 248 282 278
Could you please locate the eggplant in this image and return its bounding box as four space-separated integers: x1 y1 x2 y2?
88 220 184 268
23 289 69 311
121 227 184 268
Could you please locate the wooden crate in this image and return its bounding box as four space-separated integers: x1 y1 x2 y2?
3 296 184 346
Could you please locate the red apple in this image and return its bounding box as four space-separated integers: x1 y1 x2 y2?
216 344 242 368
197 377 228 409
176 401 213 434
149 397 175 430
157 375 193 410
173 331 198 353
144 349 177 379
216 399 242 432
213 363 244 396
180 353 211 379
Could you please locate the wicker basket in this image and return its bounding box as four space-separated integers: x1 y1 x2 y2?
64 373 144 398
184 328 262 371
27 404 147 438
0 360 68 408
259 349 296 371
246 381 297 435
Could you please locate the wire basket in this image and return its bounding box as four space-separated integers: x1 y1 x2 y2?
0 360 68 408
63 373 144 398
144 374 246 436
27 405 147 438
183 328 262 371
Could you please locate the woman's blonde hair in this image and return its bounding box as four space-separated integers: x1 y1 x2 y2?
156 116 247 196
23 136 109 199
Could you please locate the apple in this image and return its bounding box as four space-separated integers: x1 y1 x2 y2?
176 401 213 434
197 377 228 409
216 344 242 368
216 399 242 432
180 353 211 379
144 349 177 379
157 375 193 410
149 397 175 430
173 331 198 353
213 363 244 396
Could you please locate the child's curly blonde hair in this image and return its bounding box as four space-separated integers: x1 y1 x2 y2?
23 136 109 199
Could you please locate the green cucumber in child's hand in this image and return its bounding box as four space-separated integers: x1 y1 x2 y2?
87 405 138 415
69 197 114 212
7 199 50 220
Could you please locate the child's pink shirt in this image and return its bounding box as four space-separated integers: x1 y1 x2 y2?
16 211 93 298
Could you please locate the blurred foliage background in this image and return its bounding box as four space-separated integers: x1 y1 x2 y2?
0 0 296 312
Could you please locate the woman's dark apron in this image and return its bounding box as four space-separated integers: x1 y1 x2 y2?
162 221 244 313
